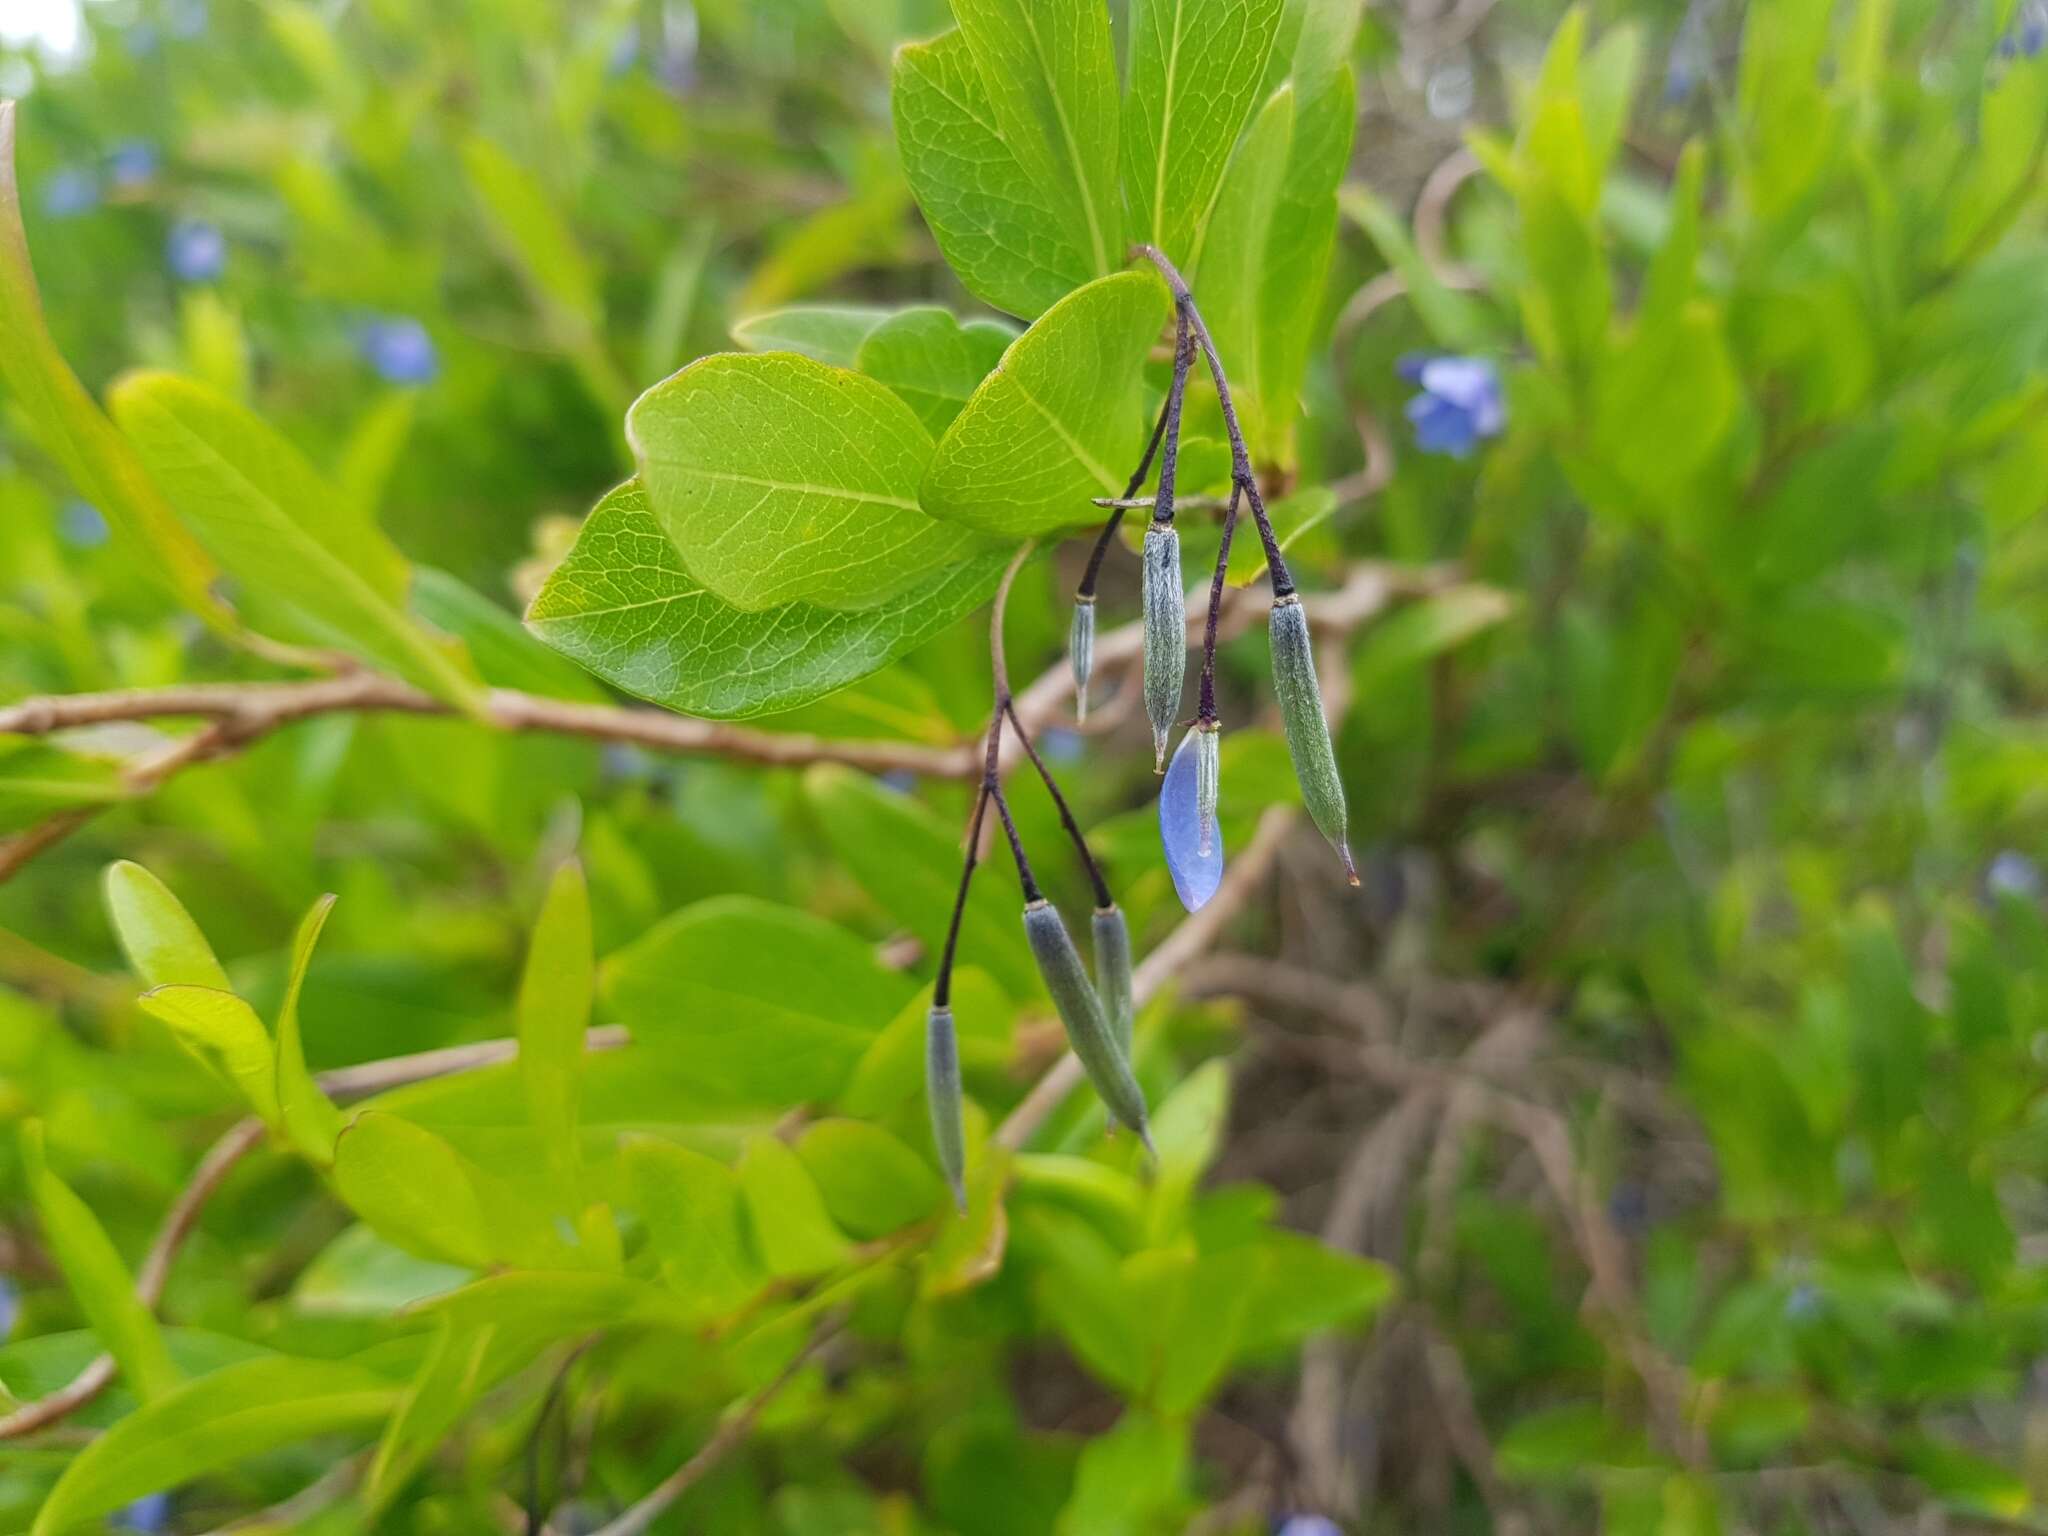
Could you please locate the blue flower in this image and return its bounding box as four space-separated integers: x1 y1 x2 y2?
41 167 99 218
1040 727 1084 764
356 316 439 386
113 1493 171 1533
1275 1518 1344 1536
106 140 160 190
2001 0 2047 58
166 219 226 283
0 1276 18 1340
59 500 109 549
1663 0 1716 104
1987 850 2043 903
1399 354 1505 459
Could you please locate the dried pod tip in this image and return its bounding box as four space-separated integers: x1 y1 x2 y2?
1069 595 1096 724
1194 720 1220 858
1267 594 1352 878
1022 899 1151 1140
1141 522 1186 774
926 1005 967 1214
1090 903 1135 1061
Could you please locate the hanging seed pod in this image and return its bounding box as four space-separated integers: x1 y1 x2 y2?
1091 904 1135 1060
1159 726 1224 912
1069 595 1096 722
1023 900 1153 1149
1194 720 1220 857
1269 595 1359 884
926 1005 967 1213
1142 520 1185 771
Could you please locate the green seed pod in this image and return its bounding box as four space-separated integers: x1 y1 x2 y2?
1069 595 1096 722
1142 521 1185 771
1269 595 1359 884
1194 721 1220 858
1023 900 1153 1148
926 1005 967 1213
1090 904 1135 1060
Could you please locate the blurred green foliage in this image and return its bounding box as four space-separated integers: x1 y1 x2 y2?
1 0 2046 1532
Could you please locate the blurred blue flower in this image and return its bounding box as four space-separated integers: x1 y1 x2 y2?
112 1493 171 1533
166 219 226 283
1399 354 1505 459
1663 0 1715 104
125 22 163 57
40 167 99 218
1040 727 1084 764
166 0 209 40
1275 1518 1343 1536
1784 1282 1823 1322
1987 850 2044 903
356 316 439 386
0 1276 18 1339
106 140 160 190
879 770 917 795
59 499 109 549
2000 0 2047 58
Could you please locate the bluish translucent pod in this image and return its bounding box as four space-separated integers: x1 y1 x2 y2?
1160 726 1224 912
1194 721 1220 857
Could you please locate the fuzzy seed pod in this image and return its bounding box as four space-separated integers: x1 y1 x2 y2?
926 1005 967 1213
1194 721 1220 857
1141 521 1186 772
1069 596 1096 722
1023 900 1153 1148
1269 595 1359 884
1091 904 1135 1060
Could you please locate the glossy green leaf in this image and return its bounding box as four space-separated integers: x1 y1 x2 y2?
738 1135 851 1277
948 0 1123 281
627 351 984 613
0 102 223 623
107 372 483 708
21 1123 178 1405
796 1118 944 1238
332 1112 494 1268
29 1356 399 1536
803 764 1037 997
621 1136 764 1312
922 272 1172 536
519 859 592 1199
1122 0 1286 266
891 30 1093 320
527 481 1013 720
136 986 282 1128
274 893 344 1165
854 306 1015 434
1194 86 1295 459
102 861 230 992
731 304 896 367
601 894 916 1105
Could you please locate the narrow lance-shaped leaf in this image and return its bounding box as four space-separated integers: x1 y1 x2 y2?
103 860 230 992
21 1122 180 1404
519 859 592 1203
274 894 344 1166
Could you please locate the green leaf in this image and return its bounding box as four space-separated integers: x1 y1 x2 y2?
803 765 1037 998
29 1355 399 1536
1338 184 1491 350
731 304 896 367
621 1136 763 1313
274 894 344 1166
854 306 1015 434
795 1119 944 1238
626 352 986 612
0 102 223 623
737 1135 851 1278
332 1112 493 1268
1057 1407 1188 1536
948 0 1123 281
135 986 282 1128
21 1123 179 1405
527 481 1012 720
292 1225 471 1317
1233 1230 1394 1355
1223 485 1334 586
364 1319 496 1515
519 860 592 1201
1351 584 1517 696
410 566 605 701
600 894 916 1105
892 30 1093 320
102 861 230 993
1136 1245 1265 1414
1021 1209 1145 1393
1122 0 1286 266
107 372 483 708
1145 1061 1230 1236
922 272 1172 536
1195 86 1295 460
1498 1402 1649 1481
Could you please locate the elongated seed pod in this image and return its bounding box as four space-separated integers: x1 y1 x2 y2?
1160 725 1225 911
1091 904 1135 1060
1142 521 1186 770
1023 900 1153 1148
1269 595 1359 883
1069 596 1096 722
926 1005 967 1212
1194 721 1220 857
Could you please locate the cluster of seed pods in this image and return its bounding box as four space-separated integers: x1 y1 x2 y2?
925 247 1359 1204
